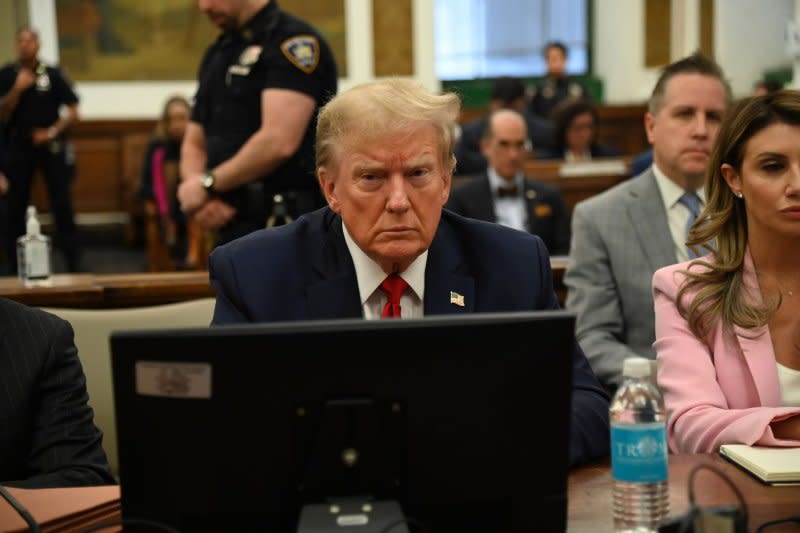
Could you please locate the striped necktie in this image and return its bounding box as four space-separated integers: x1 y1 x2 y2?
679 192 701 259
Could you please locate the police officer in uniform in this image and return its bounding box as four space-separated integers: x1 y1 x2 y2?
528 41 588 121
0 27 81 273
178 0 338 245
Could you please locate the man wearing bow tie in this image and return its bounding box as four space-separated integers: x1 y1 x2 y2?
446 109 571 255
208 79 609 468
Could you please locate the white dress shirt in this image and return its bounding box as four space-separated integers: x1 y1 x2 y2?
342 221 425 319
652 164 706 262
777 363 800 407
487 168 527 232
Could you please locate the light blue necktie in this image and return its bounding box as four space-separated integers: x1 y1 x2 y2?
679 192 701 259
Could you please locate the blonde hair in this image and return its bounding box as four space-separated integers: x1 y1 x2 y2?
315 78 461 174
678 90 800 340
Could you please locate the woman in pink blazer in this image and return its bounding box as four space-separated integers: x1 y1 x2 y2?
653 91 800 453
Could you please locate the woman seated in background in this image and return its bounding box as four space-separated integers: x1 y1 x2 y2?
535 96 621 161
140 94 207 270
653 90 800 453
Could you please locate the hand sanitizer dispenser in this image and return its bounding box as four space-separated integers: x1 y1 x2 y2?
16 205 52 287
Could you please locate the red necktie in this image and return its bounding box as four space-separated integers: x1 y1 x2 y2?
379 274 408 319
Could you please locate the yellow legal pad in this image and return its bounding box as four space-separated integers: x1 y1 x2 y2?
720 444 800 485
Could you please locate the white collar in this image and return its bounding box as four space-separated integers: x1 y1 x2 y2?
341 220 427 305
487 167 523 194
651 163 706 210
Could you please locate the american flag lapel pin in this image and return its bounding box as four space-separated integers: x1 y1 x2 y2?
450 291 465 307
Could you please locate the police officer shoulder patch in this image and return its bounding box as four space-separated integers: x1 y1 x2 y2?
280 35 320 74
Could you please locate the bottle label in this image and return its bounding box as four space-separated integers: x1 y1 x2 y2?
25 241 50 279
611 422 668 483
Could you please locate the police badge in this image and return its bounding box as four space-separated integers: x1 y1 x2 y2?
280 34 320 74
239 45 263 66
35 63 50 92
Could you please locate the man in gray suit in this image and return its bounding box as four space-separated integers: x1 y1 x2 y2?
564 52 731 391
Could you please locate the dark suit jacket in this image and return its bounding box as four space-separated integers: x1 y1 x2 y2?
0 298 115 488
209 207 610 467
454 112 553 176
446 173 571 255
630 149 654 177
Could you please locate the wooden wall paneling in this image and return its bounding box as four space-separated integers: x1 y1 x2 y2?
72 138 122 212
699 0 714 59
645 0 671 68
595 104 649 156
30 138 121 214
31 120 157 219
372 0 414 76
121 133 153 213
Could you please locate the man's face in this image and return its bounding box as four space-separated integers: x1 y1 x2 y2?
16 30 39 63
545 47 566 77
645 73 727 189
197 0 244 31
481 112 527 180
317 125 451 274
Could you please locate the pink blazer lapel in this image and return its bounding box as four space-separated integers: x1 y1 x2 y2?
734 250 783 406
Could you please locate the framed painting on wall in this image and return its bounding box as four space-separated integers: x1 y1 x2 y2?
55 0 346 81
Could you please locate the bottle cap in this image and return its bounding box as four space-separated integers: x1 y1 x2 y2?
26 213 41 236
622 357 652 379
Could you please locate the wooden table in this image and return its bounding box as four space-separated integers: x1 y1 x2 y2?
569 453 800 532
0 259 569 309
3 454 797 532
522 157 631 216
0 271 214 308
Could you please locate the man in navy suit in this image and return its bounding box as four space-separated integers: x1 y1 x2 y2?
209 78 609 467
447 109 570 255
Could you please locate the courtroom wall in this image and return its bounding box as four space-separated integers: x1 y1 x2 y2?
5 0 796 118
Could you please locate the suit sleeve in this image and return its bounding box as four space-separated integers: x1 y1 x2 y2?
533 241 610 467
208 244 251 324
5 315 114 488
568 339 611 467
565 202 641 386
549 191 571 256
653 268 800 453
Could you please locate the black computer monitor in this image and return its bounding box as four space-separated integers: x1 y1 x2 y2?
110 310 576 532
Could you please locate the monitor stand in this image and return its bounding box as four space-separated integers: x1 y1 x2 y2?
297 498 409 533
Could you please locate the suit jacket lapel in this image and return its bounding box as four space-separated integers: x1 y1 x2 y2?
305 212 363 319
424 216 475 315
626 171 676 271
523 181 544 234
735 250 783 406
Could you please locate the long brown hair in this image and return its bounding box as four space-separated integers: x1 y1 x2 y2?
677 89 800 340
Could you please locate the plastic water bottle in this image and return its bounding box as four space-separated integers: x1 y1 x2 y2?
16 205 53 287
610 358 669 532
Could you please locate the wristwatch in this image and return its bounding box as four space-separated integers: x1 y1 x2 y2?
201 172 216 195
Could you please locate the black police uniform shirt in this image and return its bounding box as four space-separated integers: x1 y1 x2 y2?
0 62 78 144
528 76 586 120
191 0 338 209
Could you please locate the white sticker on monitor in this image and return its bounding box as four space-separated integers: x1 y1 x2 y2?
135 361 212 399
